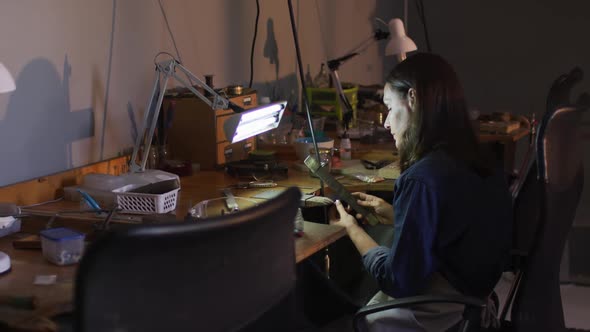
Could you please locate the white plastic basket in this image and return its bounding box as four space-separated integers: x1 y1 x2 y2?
113 180 180 214
115 188 179 214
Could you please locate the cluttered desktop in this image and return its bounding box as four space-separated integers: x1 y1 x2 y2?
0 64 528 330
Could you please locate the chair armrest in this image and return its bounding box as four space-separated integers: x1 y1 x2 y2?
353 294 486 331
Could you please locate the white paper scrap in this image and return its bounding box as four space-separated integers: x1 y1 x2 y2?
34 274 57 285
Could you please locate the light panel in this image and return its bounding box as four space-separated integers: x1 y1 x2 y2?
224 101 287 143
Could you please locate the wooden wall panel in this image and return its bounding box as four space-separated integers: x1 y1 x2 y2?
0 156 129 206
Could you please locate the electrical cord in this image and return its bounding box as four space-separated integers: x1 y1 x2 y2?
157 0 193 85
415 0 432 52
20 197 64 209
315 0 330 64
249 0 260 88
375 17 388 28
158 0 182 64
153 51 178 66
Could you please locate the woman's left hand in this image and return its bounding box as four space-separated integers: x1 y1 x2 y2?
330 200 359 230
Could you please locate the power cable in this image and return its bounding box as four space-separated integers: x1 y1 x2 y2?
415 0 432 52
249 0 260 88
157 0 193 85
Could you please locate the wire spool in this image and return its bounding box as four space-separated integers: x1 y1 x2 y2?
227 84 243 96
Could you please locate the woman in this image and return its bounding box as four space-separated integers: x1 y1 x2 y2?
331 53 512 331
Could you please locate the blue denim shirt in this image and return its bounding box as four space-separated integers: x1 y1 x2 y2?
362 150 512 298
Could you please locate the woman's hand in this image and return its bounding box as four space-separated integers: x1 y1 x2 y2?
331 200 378 256
330 200 359 230
352 192 394 224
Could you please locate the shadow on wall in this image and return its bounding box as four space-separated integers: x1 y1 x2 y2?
0 57 94 186
223 0 251 86
253 72 299 108
99 0 117 160
263 18 279 80
127 101 138 144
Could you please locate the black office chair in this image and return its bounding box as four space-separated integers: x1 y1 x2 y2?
508 67 585 196
509 100 587 331
499 69 588 332
74 186 302 332
546 67 584 113
507 66 588 262
352 295 486 332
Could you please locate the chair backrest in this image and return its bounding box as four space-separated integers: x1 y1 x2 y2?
546 67 583 112
509 68 582 204
509 68 585 269
74 186 302 332
510 156 541 259
510 101 587 331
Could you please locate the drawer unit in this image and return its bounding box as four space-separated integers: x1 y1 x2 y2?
164 89 258 170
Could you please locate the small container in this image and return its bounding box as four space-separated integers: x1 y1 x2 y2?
340 133 352 160
309 148 333 176
113 179 180 214
40 228 85 265
188 197 258 219
294 208 304 235
293 136 334 161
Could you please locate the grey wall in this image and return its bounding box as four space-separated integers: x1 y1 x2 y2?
404 0 590 226
0 0 163 185
0 0 394 186
0 0 588 227
405 0 590 117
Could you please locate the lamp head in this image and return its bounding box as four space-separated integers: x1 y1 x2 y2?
224 101 287 143
0 63 16 94
385 18 417 59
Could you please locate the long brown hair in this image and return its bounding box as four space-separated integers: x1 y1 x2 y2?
387 53 490 176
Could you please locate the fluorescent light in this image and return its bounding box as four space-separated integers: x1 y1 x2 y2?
240 102 285 122
224 101 286 143
0 63 15 94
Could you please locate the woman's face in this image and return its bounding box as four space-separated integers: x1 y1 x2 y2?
383 83 412 149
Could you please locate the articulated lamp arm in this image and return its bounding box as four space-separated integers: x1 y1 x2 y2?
129 59 231 173
165 60 229 110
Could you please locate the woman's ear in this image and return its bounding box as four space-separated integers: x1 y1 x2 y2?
407 88 417 109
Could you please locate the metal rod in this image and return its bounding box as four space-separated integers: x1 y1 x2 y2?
288 0 324 197
172 61 228 110
342 34 376 58
325 35 382 131
140 74 170 171
404 0 409 31
129 69 161 173
329 69 354 130
500 270 523 321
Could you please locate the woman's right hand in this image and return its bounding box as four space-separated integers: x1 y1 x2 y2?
351 192 394 224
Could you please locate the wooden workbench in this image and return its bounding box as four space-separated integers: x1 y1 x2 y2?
0 160 396 330
0 125 530 330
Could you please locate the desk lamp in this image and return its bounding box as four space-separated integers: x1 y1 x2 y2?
124 55 286 186
0 61 16 274
385 18 417 61
325 22 391 132
0 62 15 93
318 18 414 139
